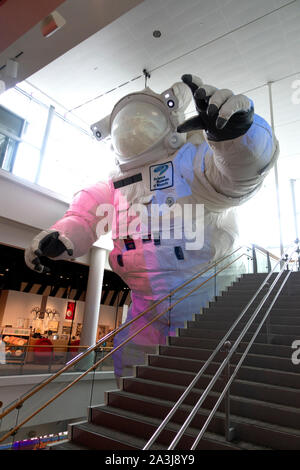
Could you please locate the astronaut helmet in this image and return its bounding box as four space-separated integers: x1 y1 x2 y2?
109 82 193 170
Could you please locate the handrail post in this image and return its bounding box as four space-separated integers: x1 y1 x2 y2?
223 341 235 442
296 244 300 272
284 254 289 271
263 282 271 344
266 251 271 273
252 245 257 273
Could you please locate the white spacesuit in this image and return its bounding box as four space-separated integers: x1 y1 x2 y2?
25 75 279 380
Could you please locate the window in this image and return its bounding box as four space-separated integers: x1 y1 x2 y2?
0 88 48 183
0 84 116 198
0 105 25 172
38 113 116 199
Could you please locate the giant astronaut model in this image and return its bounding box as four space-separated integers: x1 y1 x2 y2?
25 75 279 381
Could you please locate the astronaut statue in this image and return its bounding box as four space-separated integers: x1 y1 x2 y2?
25 75 279 382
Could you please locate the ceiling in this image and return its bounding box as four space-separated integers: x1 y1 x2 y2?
1 0 300 163
0 0 143 92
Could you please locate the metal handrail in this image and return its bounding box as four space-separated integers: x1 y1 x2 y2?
143 246 296 450
0 246 249 429
253 243 280 261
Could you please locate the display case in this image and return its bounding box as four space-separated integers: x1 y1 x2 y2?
1 327 31 363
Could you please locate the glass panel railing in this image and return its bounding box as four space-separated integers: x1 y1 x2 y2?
0 345 104 376
0 349 99 448
168 248 251 333
253 244 280 273
214 248 250 297
93 346 114 373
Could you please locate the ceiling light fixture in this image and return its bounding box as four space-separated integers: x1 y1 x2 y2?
41 11 66 38
5 59 18 78
153 30 161 38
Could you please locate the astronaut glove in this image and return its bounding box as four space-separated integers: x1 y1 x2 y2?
177 74 254 141
25 229 74 273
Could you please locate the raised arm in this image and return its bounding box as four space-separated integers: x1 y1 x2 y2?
178 75 278 199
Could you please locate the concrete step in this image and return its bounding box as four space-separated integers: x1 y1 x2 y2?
227 278 300 287
49 440 90 450
194 313 300 326
201 306 300 316
208 296 300 308
222 289 300 297
168 336 293 359
69 421 166 450
177 326 296 347
240 273 300 280
185 319 300 336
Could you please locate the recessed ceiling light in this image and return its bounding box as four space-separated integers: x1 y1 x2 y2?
153 30 161 38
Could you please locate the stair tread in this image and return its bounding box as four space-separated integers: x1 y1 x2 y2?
137 364 300 395
73 421 166 450
49 440 89 450
165 341 293 357
157 348 296 366
202 307 300 314
179 327 297 340
169 337 293 356
194 317 300 325
190 320 299 324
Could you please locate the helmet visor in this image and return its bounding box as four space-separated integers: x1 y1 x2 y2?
111 101 169 159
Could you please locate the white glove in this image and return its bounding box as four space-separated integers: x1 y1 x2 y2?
25 229 74 273
177 74 254 141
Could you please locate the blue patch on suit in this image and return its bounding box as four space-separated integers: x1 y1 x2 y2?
150 161 173 190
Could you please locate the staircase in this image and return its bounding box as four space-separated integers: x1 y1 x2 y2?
51 272 300 450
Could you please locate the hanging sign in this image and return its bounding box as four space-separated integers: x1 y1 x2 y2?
65 301 76 320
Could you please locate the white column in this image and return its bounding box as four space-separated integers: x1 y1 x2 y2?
80 246 106 347
268 81 284 258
